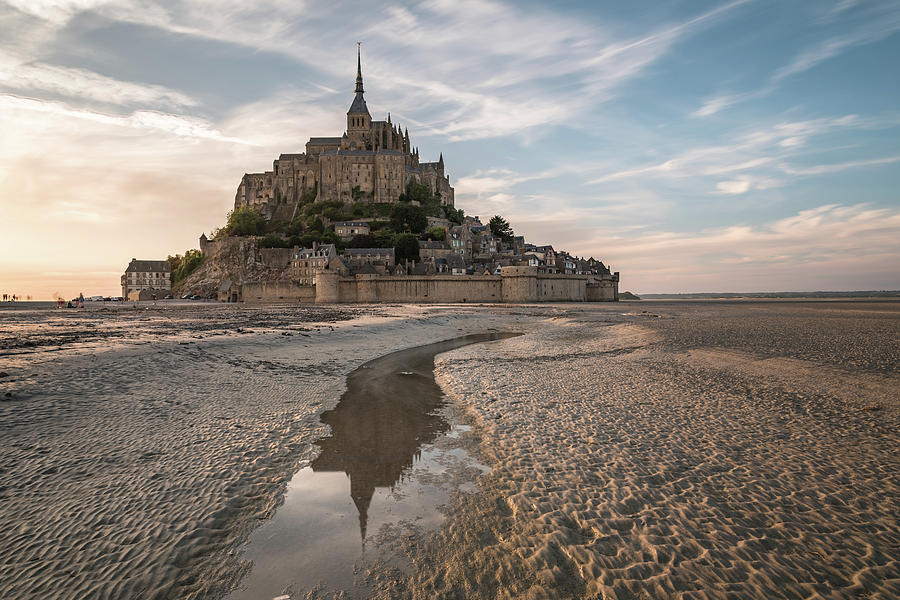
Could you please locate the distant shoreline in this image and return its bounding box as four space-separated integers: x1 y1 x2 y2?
637 290 900 299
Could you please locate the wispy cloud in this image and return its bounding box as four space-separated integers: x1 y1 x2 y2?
779 154 900 176
580 203 900 292
773 10 900 82
587 113 897 192
0 53 197 108
0 94 253 144
695 3 900 116
2 0 111 25
3 0 754 141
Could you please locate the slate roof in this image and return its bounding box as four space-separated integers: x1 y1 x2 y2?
347 92 370 115
334 221 370 227
410 262 432 275
447 254 467 270
307 137 342 144
346 247 394 257
320 255 345 271
293 243 336 260
355 263 378 275
125 259 170 273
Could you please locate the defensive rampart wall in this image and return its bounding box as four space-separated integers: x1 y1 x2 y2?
241 281 315 303
314 266 618 303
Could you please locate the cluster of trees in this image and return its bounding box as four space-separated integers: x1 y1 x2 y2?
167 249 204 284
212 182 516 266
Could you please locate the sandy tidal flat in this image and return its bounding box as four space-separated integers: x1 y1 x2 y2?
1 300 897 599
0 303 532 599
374 301 900 599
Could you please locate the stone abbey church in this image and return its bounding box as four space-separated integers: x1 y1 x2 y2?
234 49 455 216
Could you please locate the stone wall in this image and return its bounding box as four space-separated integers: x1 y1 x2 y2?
128 288 171 302
241 282 315 303
314 267 618 303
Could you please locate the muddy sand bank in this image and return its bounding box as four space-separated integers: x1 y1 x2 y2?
368 301 899 599
1 300 897 599
0 303 536 599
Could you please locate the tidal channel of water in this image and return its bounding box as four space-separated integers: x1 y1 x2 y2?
226 333 517 599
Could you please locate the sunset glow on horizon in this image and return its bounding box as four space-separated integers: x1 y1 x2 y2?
2 0 899 299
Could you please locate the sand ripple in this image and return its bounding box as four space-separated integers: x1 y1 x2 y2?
378 305 900 599
0 305 530 599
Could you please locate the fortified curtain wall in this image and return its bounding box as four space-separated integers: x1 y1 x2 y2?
240 268 617 304
314 267 618 303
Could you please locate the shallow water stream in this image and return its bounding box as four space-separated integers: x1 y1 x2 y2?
226 333 515 599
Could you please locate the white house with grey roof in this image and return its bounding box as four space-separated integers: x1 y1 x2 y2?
121 259 171 299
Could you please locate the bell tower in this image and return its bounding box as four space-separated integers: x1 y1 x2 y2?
346 43 371 148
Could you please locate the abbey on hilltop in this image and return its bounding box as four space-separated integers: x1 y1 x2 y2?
234 46 454 216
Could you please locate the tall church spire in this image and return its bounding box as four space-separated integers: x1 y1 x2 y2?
355 42 364 94
347 43 370 117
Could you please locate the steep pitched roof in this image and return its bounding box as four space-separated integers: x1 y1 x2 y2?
347 92 369 115
125 259 170 273
346 247 394 256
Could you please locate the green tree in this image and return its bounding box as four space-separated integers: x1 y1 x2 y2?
286 217 305 236
405 181 434 203
258 233 292 248
349 233 377 248
443 205 464 225
374 230 395 249
390 203 427 233
167 254 183 274
392 233 420 264
223 206 267 236
172 249 203 284
489 215 514 241
307 217 324 233
424 226 446 241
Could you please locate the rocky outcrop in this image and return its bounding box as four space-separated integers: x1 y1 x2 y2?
174 237 292 297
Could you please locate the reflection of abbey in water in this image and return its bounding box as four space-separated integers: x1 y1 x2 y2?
310 367 449 540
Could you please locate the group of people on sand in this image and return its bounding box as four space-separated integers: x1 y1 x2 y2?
56 293 84 309
2 293 20 302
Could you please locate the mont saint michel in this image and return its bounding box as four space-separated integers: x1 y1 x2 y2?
2 4 898 600
235 47 455 213
163 49 620 305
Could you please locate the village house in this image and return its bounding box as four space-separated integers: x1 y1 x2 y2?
333 220 371 241
291 243 337 285
418 240 452 260
473 233 499 259
121 259 171 300
343 247 395 273
556 253 577 275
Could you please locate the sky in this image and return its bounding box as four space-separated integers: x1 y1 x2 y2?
1 0 899 298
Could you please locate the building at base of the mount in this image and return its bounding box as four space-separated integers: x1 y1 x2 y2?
234 49 454 216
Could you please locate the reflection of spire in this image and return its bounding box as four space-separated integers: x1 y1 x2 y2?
310 334 505 552
350 475 373 542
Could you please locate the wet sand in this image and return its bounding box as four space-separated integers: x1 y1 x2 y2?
376 300 899 599
0 303 534 599
227 333 516 600
1 300 897 599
